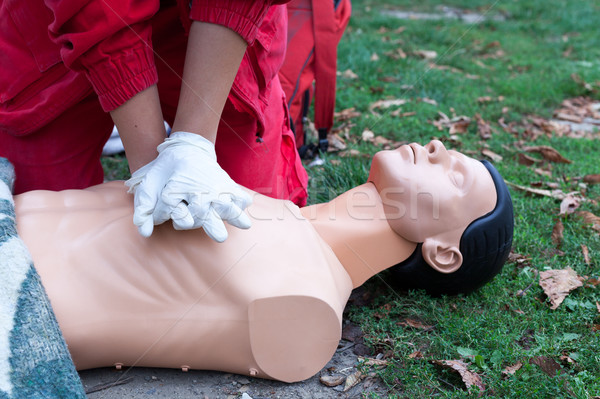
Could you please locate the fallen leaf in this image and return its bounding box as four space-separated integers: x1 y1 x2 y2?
581 245 590 265
390 110 416 118
334 107 361 122
508 252 531 265
481 148 503 162
577 211 600 233
505 182 572 200
529 356 563 377
562 46 573 57
432 360 485 394
408 351 423 359
534 167 552 178
559 194 581 215
320 375 345 387
421 97 438 106
502 361 523 377
477 96 493 103
414 49 437 59
476 114 492 139
327 133 347 152
361 129 375 141
379 76 398 82
551 219 564 247
339 69 359 79
597 301 600 313
343 370 365 392
358 356 389 368
583 174 600 184
373 136 391 146
370 53 380 62
539 267 584 309
397 319 435 331
369 98 407 112
560 354 576 365
517 153 540 166
385 48 407 59
524 146 572 163
339 149 369 158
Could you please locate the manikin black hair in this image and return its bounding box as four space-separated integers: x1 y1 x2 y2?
389 160 514 296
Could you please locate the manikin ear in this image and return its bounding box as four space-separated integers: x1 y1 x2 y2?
422 238 463 274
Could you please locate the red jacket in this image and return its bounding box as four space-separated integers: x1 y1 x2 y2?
0 0 286 137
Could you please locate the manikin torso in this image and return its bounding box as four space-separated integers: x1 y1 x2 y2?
12 141 496 383
14 182 413 382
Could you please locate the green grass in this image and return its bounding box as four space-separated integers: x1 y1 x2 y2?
310 0 600 397
102 1 600 396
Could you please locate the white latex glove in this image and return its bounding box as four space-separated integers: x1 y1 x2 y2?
125 131 252 242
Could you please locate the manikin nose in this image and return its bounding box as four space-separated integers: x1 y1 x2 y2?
425 140 451 166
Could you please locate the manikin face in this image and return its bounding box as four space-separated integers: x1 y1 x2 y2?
368 140 497 244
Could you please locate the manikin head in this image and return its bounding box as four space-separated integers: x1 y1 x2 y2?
368 140 514 295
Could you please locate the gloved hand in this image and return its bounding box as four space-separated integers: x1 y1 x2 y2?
125 131 252 242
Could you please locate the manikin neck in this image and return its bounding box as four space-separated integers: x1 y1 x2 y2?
301 182 417 288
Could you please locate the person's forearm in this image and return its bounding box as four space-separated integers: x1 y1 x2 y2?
171 21 247 143
109 85 167 172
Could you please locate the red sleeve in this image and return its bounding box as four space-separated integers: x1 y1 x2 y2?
190 0 288 45
44 0 160 111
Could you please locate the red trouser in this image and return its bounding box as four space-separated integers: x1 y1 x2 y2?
0 5 308 205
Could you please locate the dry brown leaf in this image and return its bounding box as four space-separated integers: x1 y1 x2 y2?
327 133 347 152
481 149 503 162
379 76 398 83
334 107 361 122
502 361 523 378
517 153 540 166
408 351 423 359
508 252 531 265
432 360 485 394
529 356 563 377
339 149 369 158
559 194 581 215
534 167 552 178
583 174 600 184
560 354 576 364
370 53 380 62
414 49 437 59
397 319 435 331
320 375 345 387
339 69 359 79
551 219 564 247
390 110 416 118
596 301 600 314
343 370 366 392
385 48 407 60
476 114 492 140
361 129 375 142
358 356 389 368
421 97 438 106
524 146 572 164
369 98 407 112
581 244 590 265
373 136 391 146
539 267 584 309
505 182 571 200
477 96 493 103
577 211 600 233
